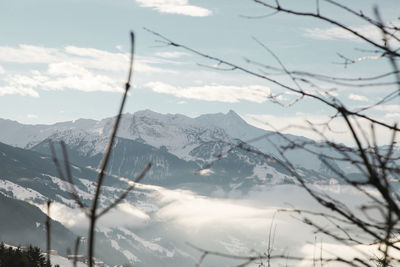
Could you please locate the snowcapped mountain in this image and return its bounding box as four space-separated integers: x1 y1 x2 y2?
1 109 360 195
98 109 237 162
195 110 360 173
2 141 293 266
0 109 390 266
0 141 198 266
0 109 358 177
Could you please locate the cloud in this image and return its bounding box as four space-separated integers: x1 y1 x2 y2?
385 112 400 119
27 114 38 119
374 104 400 112
38 179 390 263
0 45 62 64
196 168 214 176
42 201 149 230
305 26 360 41
244 112 397 146
149 185 273 231
304 23 400 45
348 93 368 102
99 202 150 228
0 44 169 73
0 44 174 97
0 86 39 97
146 183 380 258
4 64 122 94
136 0 212 17
145 81 271 103
155 51 188 58
64 46 173 73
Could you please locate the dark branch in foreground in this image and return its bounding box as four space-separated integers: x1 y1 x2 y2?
48 32 152 267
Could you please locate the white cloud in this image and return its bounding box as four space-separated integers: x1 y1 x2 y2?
244 113 397 146
0 86 39 97
348 93 368 102
64 45 159 73
304 23 400 46
196 168 214 176
0 44 169 73
385 112 400 119
27 114 38 119
38 180 393 264
151 186 272 230
5 63 122 93
145 81 271 103
147 183 382 258
305 26 360 41
99 202 150 228
155 51 188 58
0 45 62 64
298 242 400 267
41 201 149 230
0 44 175 97
136 0 212 17
374 104 400 112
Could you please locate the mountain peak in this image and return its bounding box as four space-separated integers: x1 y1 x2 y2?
227 109 237 115
195 110 249 131
133 109 160 117
226 109 244 121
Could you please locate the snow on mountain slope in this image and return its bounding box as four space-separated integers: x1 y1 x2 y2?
0 180 46 201
99 110 236 161
0 193 78 262
0 109 357 185
0 109 360 175
195 110 359 173
0 118 100 149
49 254 87 267
0 142 196 266
1 141 303 266
0 110 237 162
1 140 387 267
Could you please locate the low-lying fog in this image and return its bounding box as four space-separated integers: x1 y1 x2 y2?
45 183 390 266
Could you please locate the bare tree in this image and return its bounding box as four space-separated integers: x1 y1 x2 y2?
146 1 399 266
49 32 152 267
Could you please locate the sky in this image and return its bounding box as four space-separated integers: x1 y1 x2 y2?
0 0 399 145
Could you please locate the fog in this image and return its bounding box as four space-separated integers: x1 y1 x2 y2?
44 183 385 266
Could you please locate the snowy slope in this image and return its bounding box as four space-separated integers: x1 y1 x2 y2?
0 109 357 187
196 110 358 173
1 140 390 267
0 110 361 175
0 142 196 266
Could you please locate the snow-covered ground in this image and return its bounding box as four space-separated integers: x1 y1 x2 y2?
50 254 87 267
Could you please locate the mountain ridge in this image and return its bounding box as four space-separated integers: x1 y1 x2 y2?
0 109 357 173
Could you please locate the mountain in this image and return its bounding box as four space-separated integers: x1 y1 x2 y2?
0 193 76 255
196 110 358 173
2 140 286 266
0 109 391 266
32 134 200 186
0 139 355 267
0 141 197 266
0 111 336 193
0 110 358 177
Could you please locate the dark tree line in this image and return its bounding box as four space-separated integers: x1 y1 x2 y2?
0 242 59 267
